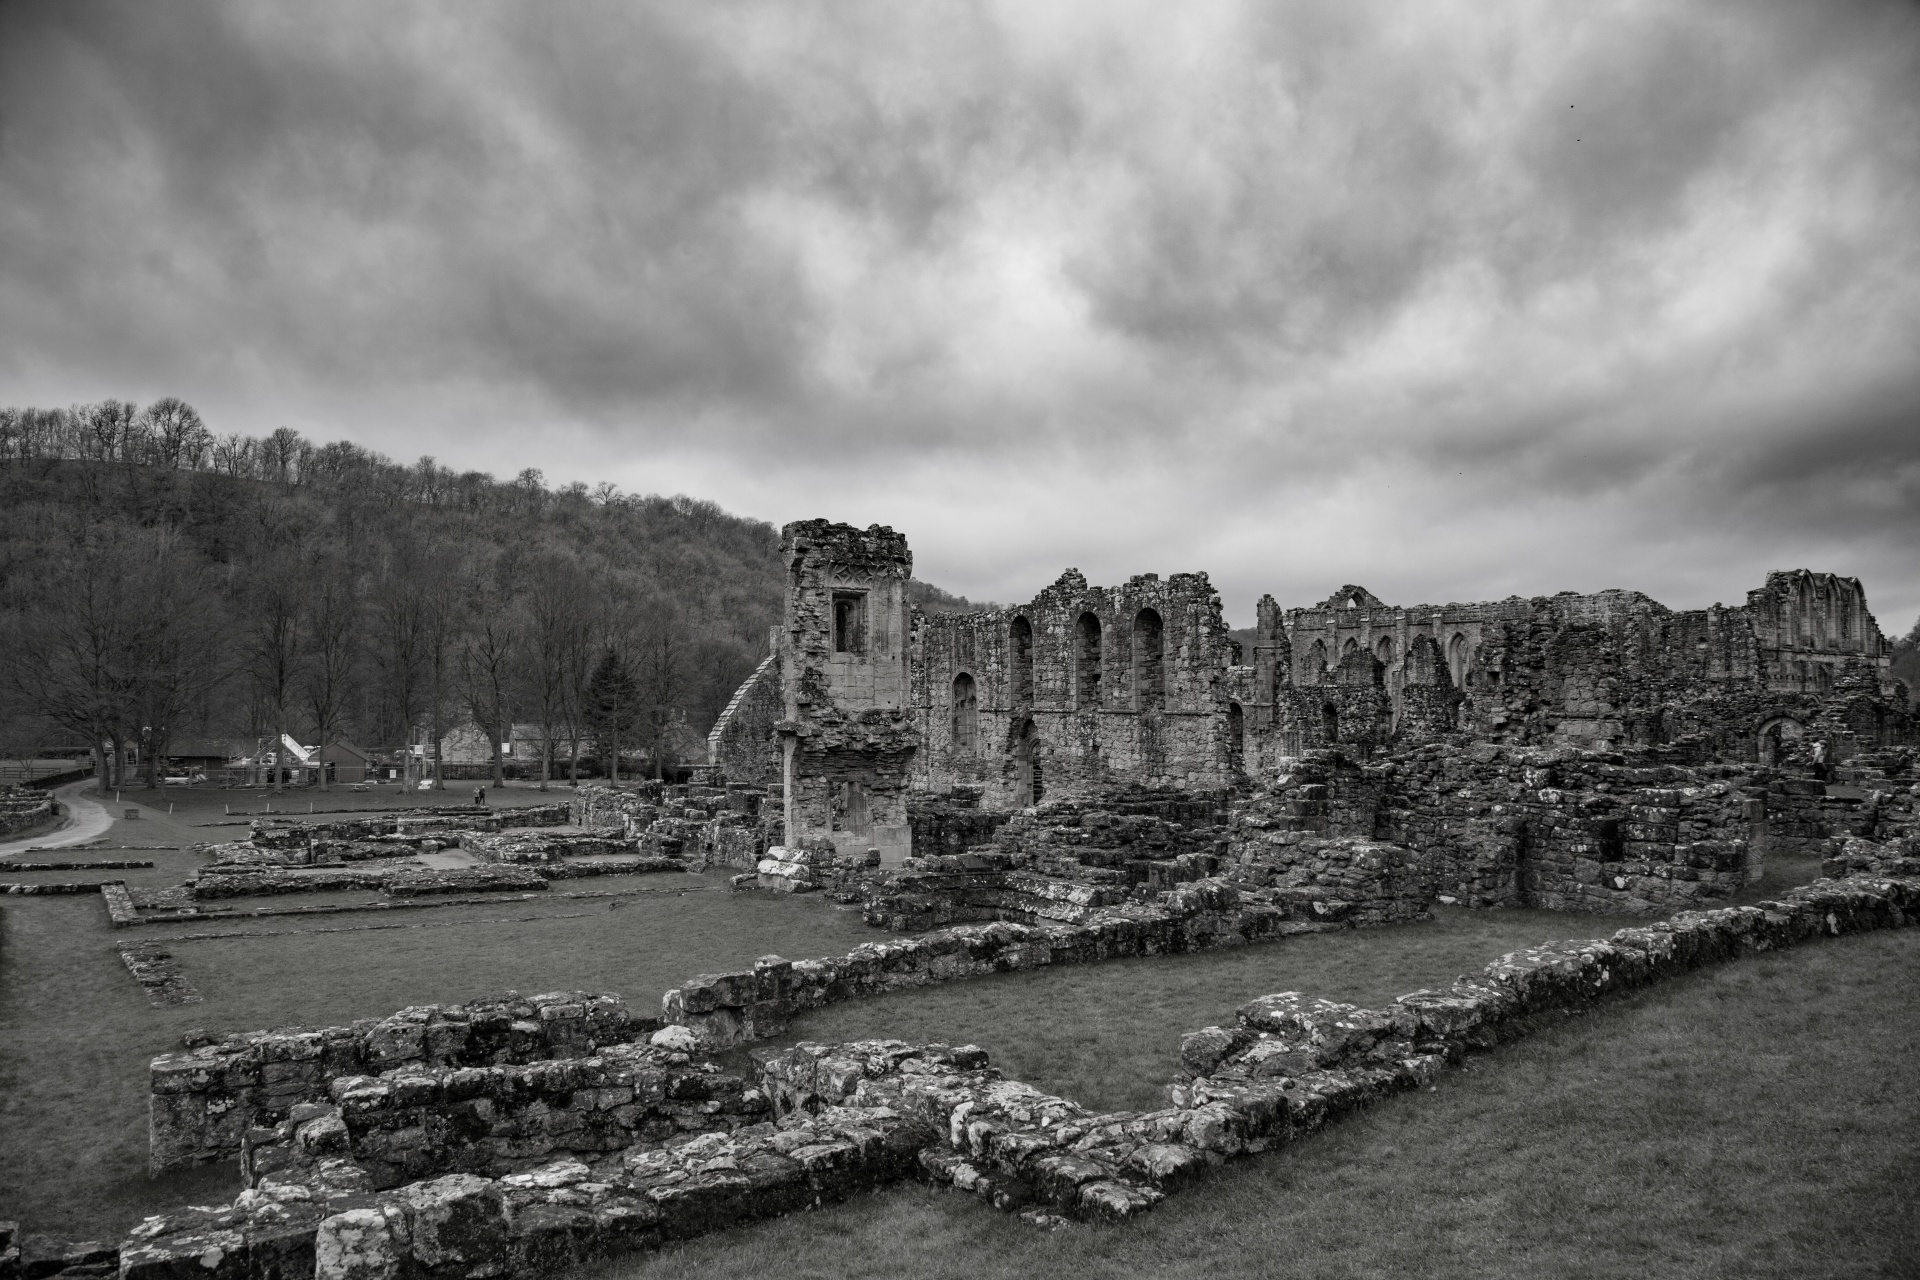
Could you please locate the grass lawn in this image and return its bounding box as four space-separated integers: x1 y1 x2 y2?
746 904 1586 1113
1 814 1896 1278
80 777 587 828
608 928 1920 1280
0 874 881 1238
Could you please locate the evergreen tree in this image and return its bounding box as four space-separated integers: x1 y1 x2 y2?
585 645 640 783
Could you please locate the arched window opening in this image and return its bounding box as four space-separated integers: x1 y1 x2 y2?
1375 635 1396 664
832 592 866 654
1009 616 1034 706
1076 612 1102 709
1306 639 1329 685
1321 702 1340 743
1133 608 1164 712
951 673 978 753
1227 701 1245 771
1447 633 1470 687
1341 637 1359 658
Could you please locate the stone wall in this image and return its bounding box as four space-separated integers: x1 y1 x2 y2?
704 647 781 785
109 860 1920 1280
122 1085 938 1280
700 522 1912 855
149 992 651 1173
911 568 1242 807
321 1043 768 1188
662 878 1315 1050
0 785 56 837
775 520 918 863
906 788 1015 858
1245 572 1913 771
568 783 775 870
1227 746 1780 916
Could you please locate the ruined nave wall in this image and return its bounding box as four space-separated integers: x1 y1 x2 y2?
911 569 1242 806
1267 573 1912 761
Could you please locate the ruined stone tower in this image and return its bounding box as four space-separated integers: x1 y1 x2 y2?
776 520 916 862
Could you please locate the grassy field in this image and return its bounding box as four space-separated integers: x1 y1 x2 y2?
82 777 586 824
746 904 1585 1113
602 928 1920 1280
0 870 882 1238
1 809 1905 1280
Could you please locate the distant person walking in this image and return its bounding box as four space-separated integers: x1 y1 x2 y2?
473 786 487 806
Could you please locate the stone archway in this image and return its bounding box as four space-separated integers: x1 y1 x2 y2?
1757 715 1804 765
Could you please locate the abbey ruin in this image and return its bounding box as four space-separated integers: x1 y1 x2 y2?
13 518 1919 1280
705 519 1915 914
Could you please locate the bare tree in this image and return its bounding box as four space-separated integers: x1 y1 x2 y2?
1 531 138 788
418 542 469 789
458 560 518 791
122 529 231 788
241 504 308 792
368 539 428 783
301 548 360 791
517 548 592 791
143 398 212 470
632 600 692 779
211 433 257 478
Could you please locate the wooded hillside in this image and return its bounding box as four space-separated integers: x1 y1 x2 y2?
0 400 786 787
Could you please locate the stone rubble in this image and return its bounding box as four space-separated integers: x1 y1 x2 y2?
101 862 1918 1280
116 943 203 1007
0 785 56 838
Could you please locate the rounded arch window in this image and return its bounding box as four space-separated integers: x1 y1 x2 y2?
1009 616 1034 705
1133 608 1164 711
951 672 979 753
1076 612 1102 708
1447 633 1470 686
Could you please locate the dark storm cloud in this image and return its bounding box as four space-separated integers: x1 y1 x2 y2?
2 0 1918 626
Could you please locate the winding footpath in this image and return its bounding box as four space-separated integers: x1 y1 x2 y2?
0 780 114 857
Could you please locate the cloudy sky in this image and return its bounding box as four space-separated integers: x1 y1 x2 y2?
3 0 1918 631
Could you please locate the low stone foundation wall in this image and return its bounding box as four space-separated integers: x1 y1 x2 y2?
462 832 638 864
0 880 120 895
747 840 883 896
187 858 681 903
663 878 1307 1050
112 866 1920 1279
568 785 777 871
122 1096 934 1280
0 785 56 837
149 992 649 1172
322 1043 769 1188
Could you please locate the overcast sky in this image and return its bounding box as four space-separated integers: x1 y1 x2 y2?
3 1 1918 631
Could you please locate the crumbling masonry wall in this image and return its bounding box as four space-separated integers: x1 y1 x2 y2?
911 569 1242 807
776 521 917 863
704 646 781 786
113 866 1920 1280
1222 745 1897 915
0 785 56 837
1243 571 1912 772
149 992 650 1172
